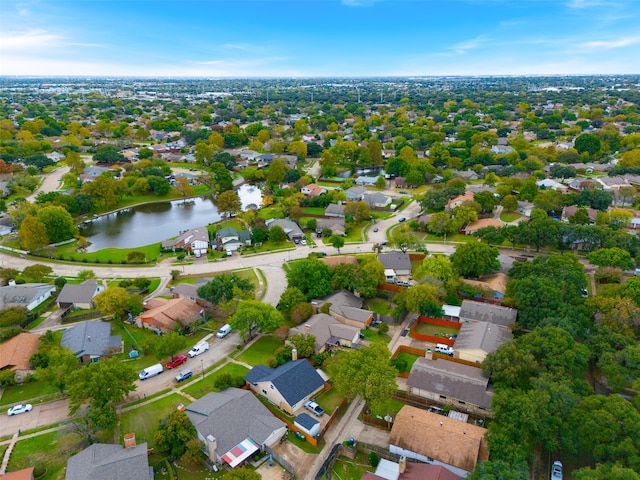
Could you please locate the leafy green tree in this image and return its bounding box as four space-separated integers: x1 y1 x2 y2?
154 410 197 458
268 225 287 243
37 205 78 243
278 287 307 315
286 258 333 300
575 133 602 156
215 190 242 218
93 145 126 163
450 242 500 278
326 343 398 413
36 346 79 394
21 264 52 282
573 463 640 480
474 191 499 213
394 284 444 317
0 306 29 328
344 201 371 223
67 358 137 429
210 162 234 192
148 331 188 361
328 234 345 253
18 216 49 251
569 208 592 225
197 273 254 305
587 247 634 270
228 300 283 340
289 333 316 358
77 269 96 281
417 255 456 283
93 287 142 320
427 212 455 236
389 225 418 253
266 159 287 185
501 194 518 212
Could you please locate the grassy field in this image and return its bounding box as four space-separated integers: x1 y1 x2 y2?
315 386 346 415
369 397 406 418
55 240 164 264
302 207 326 215
8 429 83 480
236 336 284 366
365 298 396 316
325 451 375 480
500 211 522 222
412 322 459 338
360 328 392 344
0 381 59 407
392 352 420 373
120 393 188 448
182 362 250 399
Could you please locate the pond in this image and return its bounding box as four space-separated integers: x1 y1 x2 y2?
79 184 262 252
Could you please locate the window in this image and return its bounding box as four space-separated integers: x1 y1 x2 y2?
270 385 274 389
262 389 267 395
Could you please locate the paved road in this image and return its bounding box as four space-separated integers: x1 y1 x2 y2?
26 165 70 202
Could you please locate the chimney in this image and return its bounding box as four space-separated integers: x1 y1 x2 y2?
206 435 217 461
292 348 298 361
123 433 136 448
398 456 406 474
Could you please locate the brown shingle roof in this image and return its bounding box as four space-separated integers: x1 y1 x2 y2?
0 332 39 372
389 405 488 473
136 298 202 330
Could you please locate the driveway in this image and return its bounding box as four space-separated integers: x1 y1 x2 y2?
0 398 71 436
26 165 70 202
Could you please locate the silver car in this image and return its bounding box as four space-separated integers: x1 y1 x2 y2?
8 404 33 416
551 461 563 480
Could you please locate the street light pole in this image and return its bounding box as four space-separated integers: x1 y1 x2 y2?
201 359 204 379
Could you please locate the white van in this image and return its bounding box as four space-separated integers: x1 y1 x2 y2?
139 363 163 380
188 341 209 357
226 248 233 257
435 344 454 356
216 324 231 338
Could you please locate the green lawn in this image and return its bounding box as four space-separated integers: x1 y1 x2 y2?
236 336 284 366
361 328 392 344
7 429 83 480
369 397 405 418
120 393 188 447
392 352 420 373
240 240 292 254
365 298 396 316
325 452 375 480
302 207 326 215
315 387 346 415
500 211 522 222
55 240 164 264
0 381 59 407
182 362 250 399
412 322 459 338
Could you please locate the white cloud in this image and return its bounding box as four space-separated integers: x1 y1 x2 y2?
449 35 487 54
566 0 618 8
15 2 29 16
580 36 640 49
341 0 382 6
0 29 105 52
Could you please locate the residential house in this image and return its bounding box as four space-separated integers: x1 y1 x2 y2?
239 149 260 162
134 297 203 333
490 145 513 155
363 192 391 209
458 300 518 327
65 442 154 480
265 218 304 241
288 313 361 353
517 201 534 217
445 191 474 212
378 252 412 276
561 205 598 224
536 178 568 193
568 162 613 173
462 218 504 235
595 175 630 191
362 458 462 480
214 226 252 252
452 170 479 182
61 320 123 363
0 332 40 383
453 321 513 364
314 290 374 328
80 166 112 182
406 358 494 414
161 227 209 255
355 175 381 186
186 388 286 467
245 359 326 415
345 186 368 202
56 279 104 310
0 214 15 235
461 273 508 300
0 283 56 311
301 184 327 197
47 151 65 162
389 405 489 478
465 184 495 195
325 203 346 218
316 218 346 236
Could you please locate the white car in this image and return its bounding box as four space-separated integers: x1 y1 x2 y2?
551 461 563 480
301 239 307 246
304 400 325 416
8 404 33 416
187 342 209 358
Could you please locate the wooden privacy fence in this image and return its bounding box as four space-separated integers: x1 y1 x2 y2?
410 316 460 345
392 344 427 357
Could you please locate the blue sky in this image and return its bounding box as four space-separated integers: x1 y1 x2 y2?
1 0 639 77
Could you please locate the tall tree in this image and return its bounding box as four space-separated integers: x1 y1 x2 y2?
450 242 500 278
36 205 78 243
93 287 142 320
216 190 242 217
148 331 188 361
18 216 49 251
286 258 333 300
197 273 254 305
228 300 283 340
326 343 398 413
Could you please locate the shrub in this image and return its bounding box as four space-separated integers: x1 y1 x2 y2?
368 452 380 467
378 323 389 335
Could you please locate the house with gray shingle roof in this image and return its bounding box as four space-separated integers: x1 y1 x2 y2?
325 203 346 217
214 226 251 252
245 359 326 415
453 321 513 364
316 218 346 236
0 283 56 311
363 192 391 208
186 388 287 467
56 279 103 310
288 313 361 353
314 290 373 328
345 185 367 202
65 442 153 480
378 252 412 276
61 320 123 363
265 218 304 241
458 300 518 327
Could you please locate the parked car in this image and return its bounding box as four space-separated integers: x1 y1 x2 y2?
188 341 209 357
373 227 379 232
301 239 307 246
304 400 325 416
175 369 193 383
551 461 563 480
398 217 406 222
166 355 188 369
8 404 32 416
